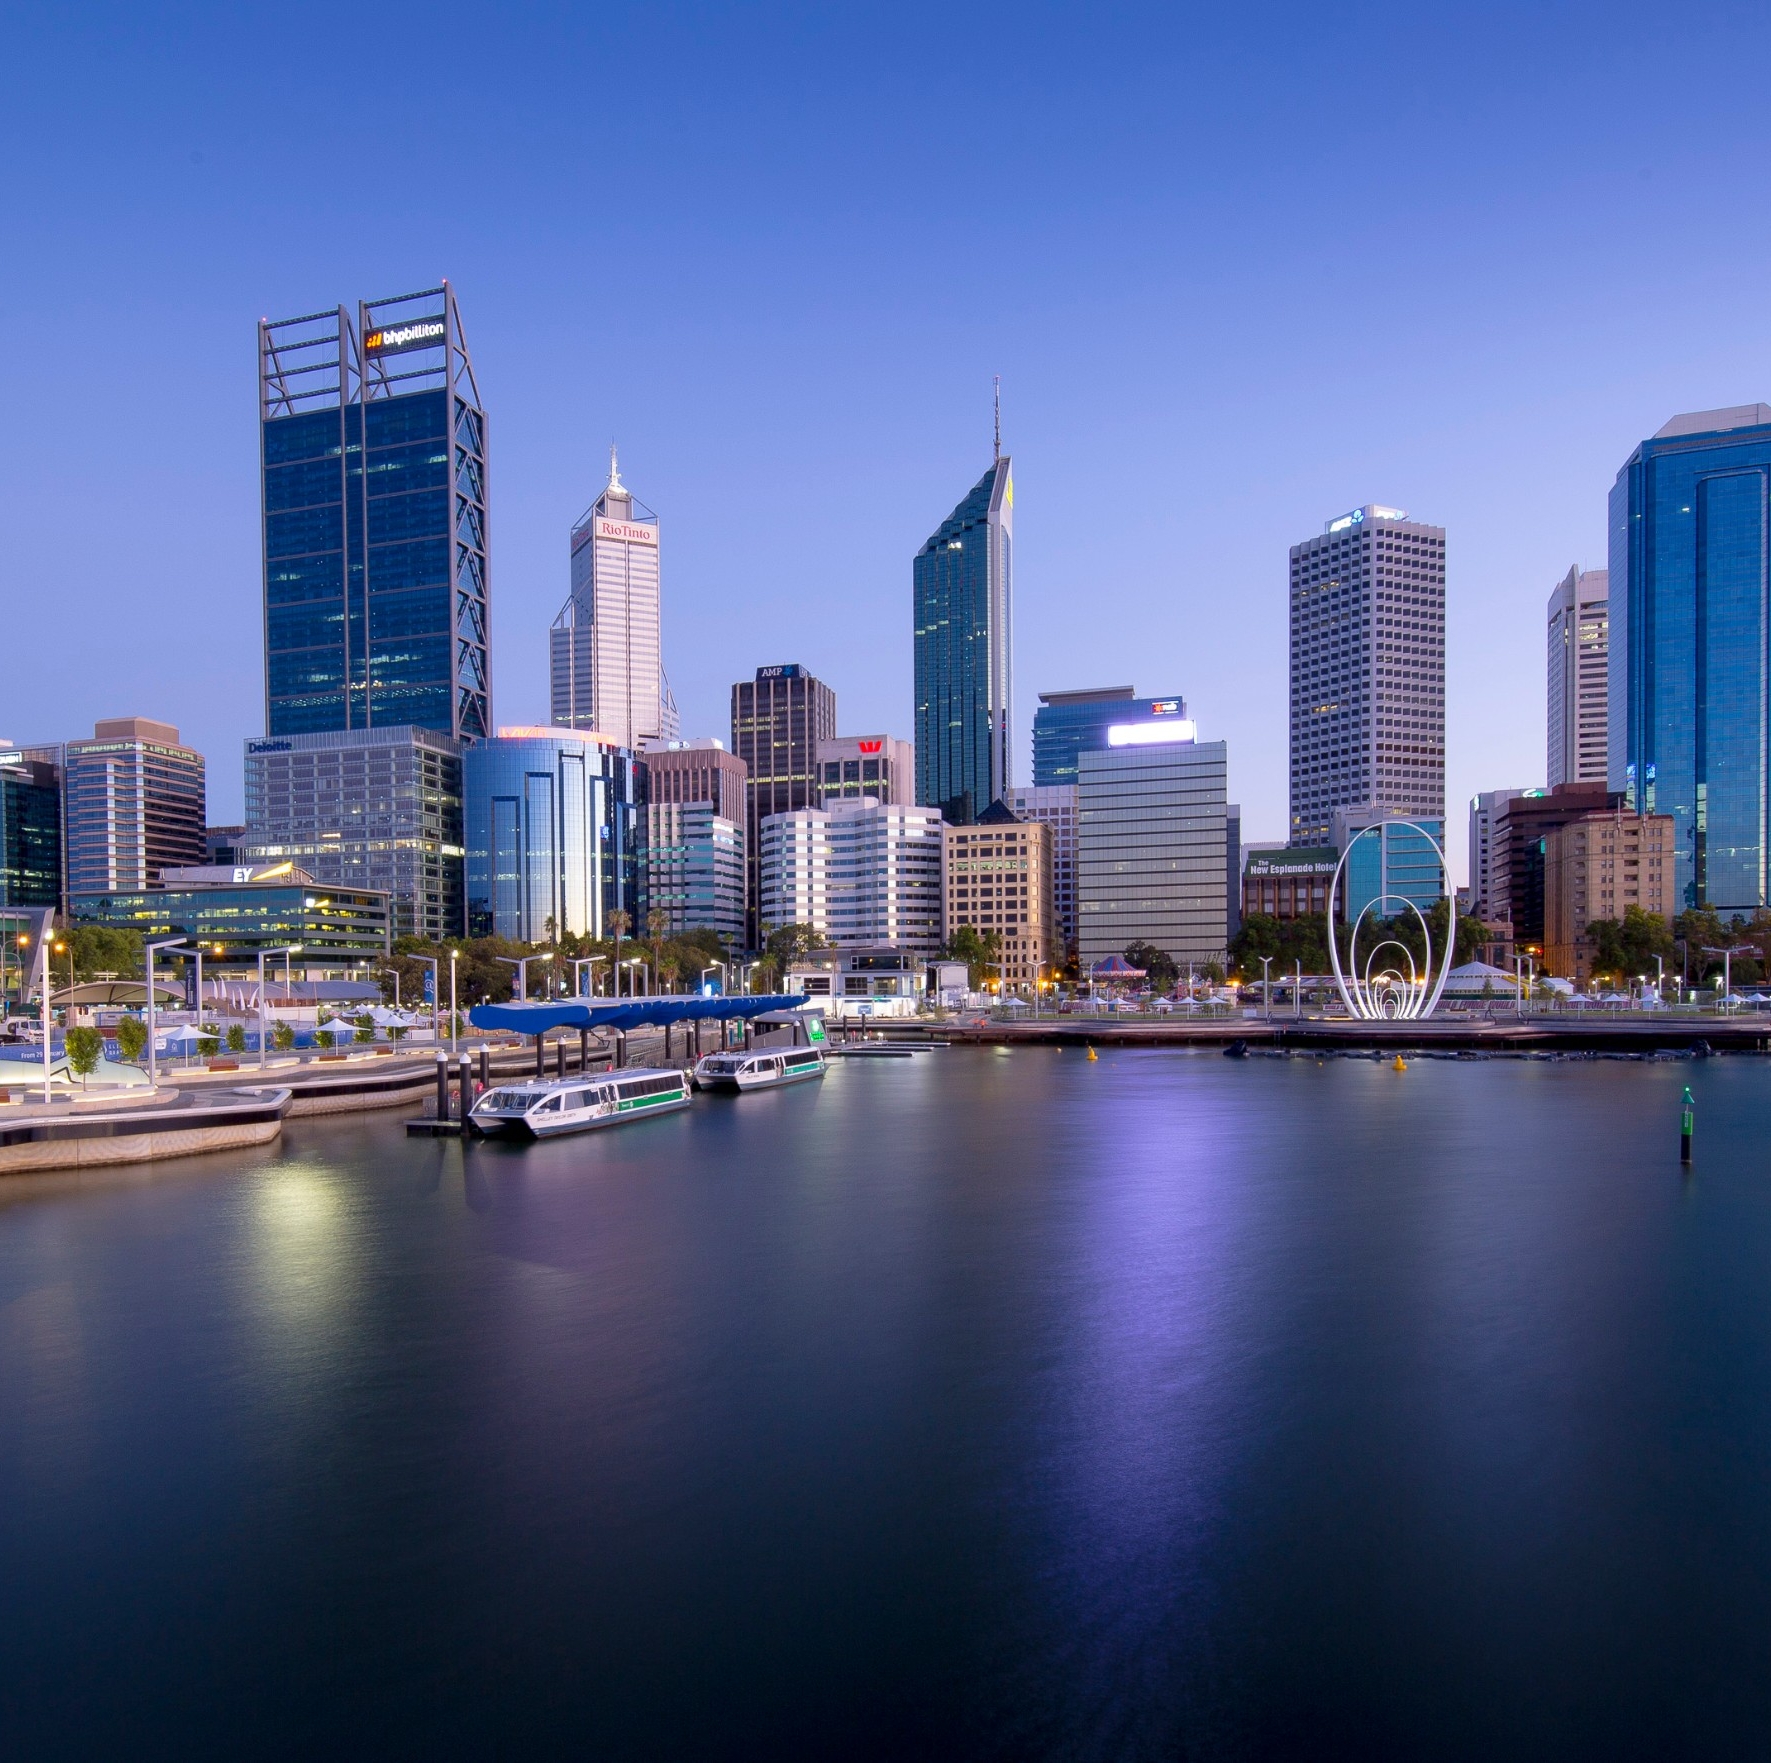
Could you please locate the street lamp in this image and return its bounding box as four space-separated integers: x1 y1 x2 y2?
700 964 719 995
1259 954 1274 1021
449 947 459 1053
1702 944 1759 1011
571 955 606 998
495 952 553 1002
378 966 402 1011
622 957 647 996
257 946 300 1070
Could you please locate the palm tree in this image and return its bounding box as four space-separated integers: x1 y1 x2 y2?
647 910 669 994
607 908 631 996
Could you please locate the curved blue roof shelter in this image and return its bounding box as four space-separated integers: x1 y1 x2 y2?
468 995 810 1037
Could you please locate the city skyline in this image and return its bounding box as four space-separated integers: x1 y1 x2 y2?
13 5 1771 887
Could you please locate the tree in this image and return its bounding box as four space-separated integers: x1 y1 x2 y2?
607 909 631 997
66 925 144 982
354 1012 376 1045
225 1024 246 1054
65 1026 102 1086
944 925 1002 989
271 1020 296 1052
1123 940 1178 992
114 1015 147 1065
646 910 670 992
1589 906 1678 986
1229 912 1331 982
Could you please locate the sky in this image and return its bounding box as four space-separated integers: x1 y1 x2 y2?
6 0 1771 883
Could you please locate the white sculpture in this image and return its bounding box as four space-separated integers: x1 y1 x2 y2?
1326 821 1453 1021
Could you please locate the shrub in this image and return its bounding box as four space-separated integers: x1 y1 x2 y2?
354 1013 376 1045
387 1024 407 1043
225 1024 246 1053
271 1020 295 1052
65 1026 102 1084
114 1015 148 1063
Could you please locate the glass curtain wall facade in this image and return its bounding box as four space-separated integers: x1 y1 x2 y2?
463 730 644 942
60 719 206 893
243 726 464 942
644 803 745 947
914 458 1013 822
259 284 489 741
1547 567 1609 788
1031 689 1189 787
1330 811 1447 926
0 754 60 909
72 881 390 968
1610 405 1771 911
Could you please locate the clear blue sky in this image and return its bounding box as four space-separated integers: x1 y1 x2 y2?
6 2 1770 881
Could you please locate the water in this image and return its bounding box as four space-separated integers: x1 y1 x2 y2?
3 1047 1770 1759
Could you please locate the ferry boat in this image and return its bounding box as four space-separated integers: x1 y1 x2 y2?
468 1067 691 1138
692 1046 827 1092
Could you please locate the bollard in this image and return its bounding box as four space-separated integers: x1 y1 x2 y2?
458 1054 473 1125
616 1031 627 1069
1681 1085 1694 1165
478 1046 489 1090
579 1027 588 1072
535 1035 545 1080
435 1050 449 1122
556 1038 566 1080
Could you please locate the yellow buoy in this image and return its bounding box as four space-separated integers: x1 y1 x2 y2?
1392 1055 1407 1071
1087 1045 1098 1061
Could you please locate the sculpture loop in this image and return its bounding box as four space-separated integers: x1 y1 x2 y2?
1326 822 1453 1021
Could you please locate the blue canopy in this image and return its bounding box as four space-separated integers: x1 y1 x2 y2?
468 994 810 1036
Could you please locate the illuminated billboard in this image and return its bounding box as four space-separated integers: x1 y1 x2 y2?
1107 719 1197 747
363 319 446 356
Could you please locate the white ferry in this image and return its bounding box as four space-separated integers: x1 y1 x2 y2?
692 1046 827 1092
468 1067 691 1138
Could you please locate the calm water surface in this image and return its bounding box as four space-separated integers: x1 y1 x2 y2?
3 1047 1771 1759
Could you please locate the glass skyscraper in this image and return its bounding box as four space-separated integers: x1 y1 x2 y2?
462 728 644 942
1031 687 1189 787
1611 404 1771 911
914 457 1013 822
259 284 489 741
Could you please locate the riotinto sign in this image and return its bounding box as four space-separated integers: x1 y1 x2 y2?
364 320 446 355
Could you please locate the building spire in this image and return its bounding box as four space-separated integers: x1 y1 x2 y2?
608 442 624 493
993 376 1001 461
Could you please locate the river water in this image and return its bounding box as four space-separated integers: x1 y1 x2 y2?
3 1046 1770 1759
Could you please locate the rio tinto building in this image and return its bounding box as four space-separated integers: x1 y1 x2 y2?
549 448 678 749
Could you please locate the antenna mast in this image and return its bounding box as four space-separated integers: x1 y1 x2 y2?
993 375 1001 461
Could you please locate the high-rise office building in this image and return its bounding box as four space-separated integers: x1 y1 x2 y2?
243 726 464 942
1548 567 1609 788
1289 505 1445 845
1002 783 1078 952
644 803 745 948
549 449 677 749
1031 688 1188 787
1330 808 1447 926
942 809 1055 992
914 456 1013 822
1488 784 1615 946
1468 788 1527 920
0 745 60 910
1611 405 1771 910
1077 733 1228 968
642 739 748 826
815 735 915 809
259 283 489 740
462 727 644 942
759 799 943 955
44 718 206 895
731 665 837 947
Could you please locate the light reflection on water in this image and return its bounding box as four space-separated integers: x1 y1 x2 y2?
1 1049 1769 1758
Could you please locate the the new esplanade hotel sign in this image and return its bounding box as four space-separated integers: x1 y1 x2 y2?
363 319 446 356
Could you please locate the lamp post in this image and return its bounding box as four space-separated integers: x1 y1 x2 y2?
571 956 606 998
494 952 552 1002
378 966 402 1011
257 946 300 1069
37 930 53 1103
144 936 185 1092
700 964 719 996
1702 944 1759 1012
449 947 459 1053
1258 955 1274 1021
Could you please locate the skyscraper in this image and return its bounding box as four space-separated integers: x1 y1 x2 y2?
1031 687 1189 786
258 283 489 740
1547 566 1609 787
914 456 1013 822
1289 505 1445 845
731 665 837 947
549 449 677 749
1610 405 1771 911
53 719 206 894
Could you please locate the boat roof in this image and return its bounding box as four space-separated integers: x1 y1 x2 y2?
469 993 809 1036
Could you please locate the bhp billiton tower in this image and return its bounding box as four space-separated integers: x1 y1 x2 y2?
914 455 1013 823
259 284 489 740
